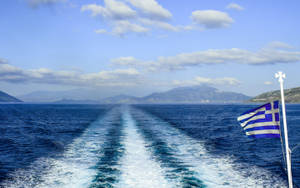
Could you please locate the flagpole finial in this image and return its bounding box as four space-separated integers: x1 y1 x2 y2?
275 71 286 83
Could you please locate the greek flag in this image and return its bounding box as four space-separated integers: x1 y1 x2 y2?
237 101 280 138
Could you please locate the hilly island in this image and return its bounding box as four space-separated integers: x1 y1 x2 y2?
250 87 300 103
0 90 22 102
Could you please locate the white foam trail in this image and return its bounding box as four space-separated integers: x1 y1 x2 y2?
116 108 171 188
2 109 118 188
134 109 287 188
37 120 107 188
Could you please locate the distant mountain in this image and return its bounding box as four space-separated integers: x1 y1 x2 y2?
141 85 249 104
19 90 64 102
52 99 101 104
0 90 22 102
18 89 104 102
17 88 143 102
100 95 140 104
18 85 250 104
101 85 250 104
250 87 300 103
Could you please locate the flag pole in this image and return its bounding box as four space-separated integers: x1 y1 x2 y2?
275 71 293 188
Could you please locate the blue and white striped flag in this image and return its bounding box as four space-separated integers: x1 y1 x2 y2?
237 101 281 138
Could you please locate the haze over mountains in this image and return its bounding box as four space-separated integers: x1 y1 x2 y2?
3 85 300 104
100 85 250 104
18 85 250 104
18 89 104 102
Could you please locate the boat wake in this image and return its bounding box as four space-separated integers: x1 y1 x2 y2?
0 106 288 188
131 107 287 188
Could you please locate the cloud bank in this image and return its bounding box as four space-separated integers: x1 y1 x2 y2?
82 0 235 36
0 60 243 89
113 43 300 71
0 62 141 87
173 76 241 87
81 0 175 36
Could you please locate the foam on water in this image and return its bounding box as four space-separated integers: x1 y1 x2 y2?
132 108 287 188
89 108 124 187
1 109 119 188
1 105 290 187
116 108 171 188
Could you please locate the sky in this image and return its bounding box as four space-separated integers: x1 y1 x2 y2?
1 0 300 98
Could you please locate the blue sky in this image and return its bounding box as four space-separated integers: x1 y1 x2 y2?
1 0 300 98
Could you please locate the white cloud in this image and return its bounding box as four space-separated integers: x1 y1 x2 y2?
81 0 136 20
191 10 234 29
264 81 273 85
112 20 149 36
226 3 244 11
111 56 141 65
81 4 106 17
138 18 179 31
111 56 155 71
81 1 151 36
80 68 139 80
154 48 300 70
81 0 185 36
113 43 300 71
0 64 23 75
126 0 172 20
0 63 140 87
180 25 194 31
0 58 8 64
196 76 240 85
173 76 241 87
266 41 294 49
94 29 107 34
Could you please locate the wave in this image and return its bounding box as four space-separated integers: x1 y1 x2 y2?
0 108 120 188
89 107 124 187
0 105 289 187
131 107 287 188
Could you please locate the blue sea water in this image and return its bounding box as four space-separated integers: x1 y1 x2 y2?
0 104 299 187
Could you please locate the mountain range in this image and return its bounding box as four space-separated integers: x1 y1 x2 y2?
99 85 250 104
2 85 300 104
18 89 103 102
18 85 250 104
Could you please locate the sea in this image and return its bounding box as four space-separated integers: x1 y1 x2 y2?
0 104 299 188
